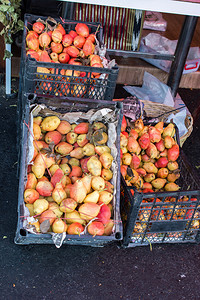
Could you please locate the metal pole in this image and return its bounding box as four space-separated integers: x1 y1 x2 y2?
167 15 198 97
5 43 11 95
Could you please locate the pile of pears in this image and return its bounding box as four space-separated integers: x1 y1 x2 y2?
120 116 181 193
24 115 116 236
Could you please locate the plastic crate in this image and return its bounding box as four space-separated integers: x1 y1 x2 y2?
21 14 119 101
15 94 123 246
121 151 200 248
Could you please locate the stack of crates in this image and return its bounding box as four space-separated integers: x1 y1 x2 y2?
15 14 122 246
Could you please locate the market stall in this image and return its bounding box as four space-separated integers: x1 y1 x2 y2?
13 1 200 248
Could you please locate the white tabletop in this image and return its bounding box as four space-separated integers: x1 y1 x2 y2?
60 0 200 17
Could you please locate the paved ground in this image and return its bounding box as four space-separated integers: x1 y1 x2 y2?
0 81 200 299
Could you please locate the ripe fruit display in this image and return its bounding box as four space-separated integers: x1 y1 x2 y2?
120 117 180 192
120 116 200 243
24 115 117 238
25 17 110 98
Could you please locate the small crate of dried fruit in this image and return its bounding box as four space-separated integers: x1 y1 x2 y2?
20 14 118 101
15 95 123 247
120 116 200 247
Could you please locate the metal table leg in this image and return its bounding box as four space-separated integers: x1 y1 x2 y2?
167 15 198 97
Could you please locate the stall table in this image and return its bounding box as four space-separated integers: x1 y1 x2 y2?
60 0 200 96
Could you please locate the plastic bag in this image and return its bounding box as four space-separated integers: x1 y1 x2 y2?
140 33 200 74
143 11 167 32
124 71 174 107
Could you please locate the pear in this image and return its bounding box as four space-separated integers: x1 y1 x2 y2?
143 162 158 174
70 147 84 159
48 202 63 218
65 210 86 225
32 153 46 179
154 121 164 134
33 198 49 215
70 179 87 203
84 191 100 203
78 203 100 220
83 143 95 156
52 182 67 204
52 219 68 233
162 123 175 138
151 178 166 189
87 156 102 176
60 198 77 213
98 191 113 205
99 152 113 169
81 175 92 194
94 146 111 156
91 176 105 191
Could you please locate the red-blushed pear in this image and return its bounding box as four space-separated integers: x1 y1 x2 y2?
25 173 37 190
50 168 65 187
24 189 39 204
73 35 85 48
155 139 165 152
167 144 179 161
104 219 114 236
74 122 89 134
69 166 82 178
87 221 104 236
55 142 73 156
39 32 51 48
70 147 84 159
36 181 54 197
39 210 56 225
60 198 77 213
56 120 71 135
130 154 141 170
75 23 89 37
56 23 66 36
26 49 40 61
77 134 88 147
78 203 100 220
155 157 168 168
52 182 67 204
67 222 84 235
51 41 63 54
52 29 63 43
62 33 73 47
81 175 92 194
70 179 87 203
58 52 70 63
66 132 78 144
44 130 62 145
138 133 150 150
33 21 45 34
97 203 111 224
69 30 78 39
148 126 161 143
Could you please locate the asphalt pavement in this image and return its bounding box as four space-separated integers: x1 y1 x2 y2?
0 82 200 300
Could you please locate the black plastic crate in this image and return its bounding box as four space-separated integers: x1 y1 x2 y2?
15 94 123 246
21 14 119 101
121 151 200 247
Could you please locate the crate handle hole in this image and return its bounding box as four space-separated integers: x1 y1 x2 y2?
115 232 121 240
27 93 36 101
20 229 27 237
